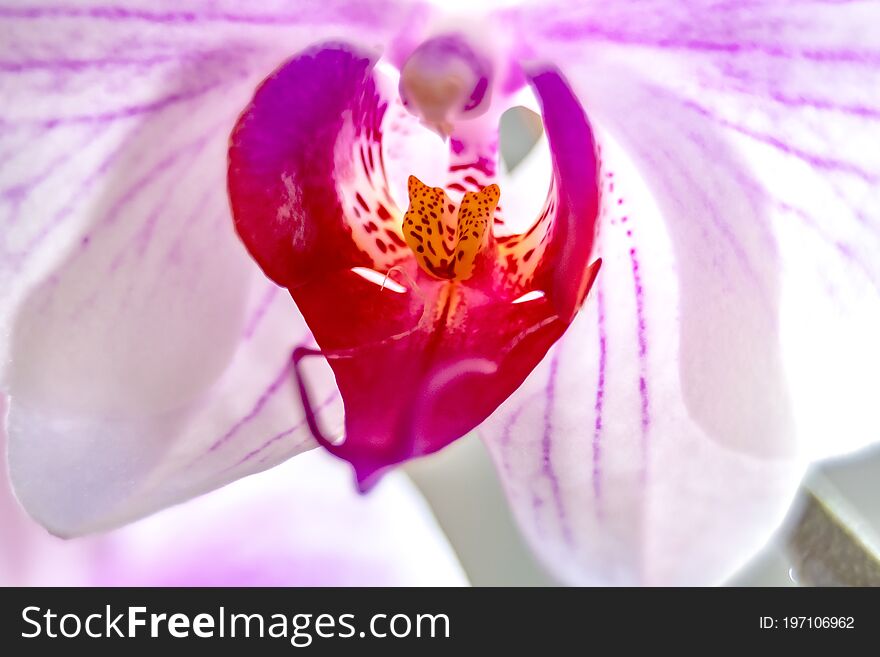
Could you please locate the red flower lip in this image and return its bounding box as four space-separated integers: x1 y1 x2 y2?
228 43 601 487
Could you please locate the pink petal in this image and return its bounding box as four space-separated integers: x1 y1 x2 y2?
96 450 467 586
0 1 422 534
0 395 467 586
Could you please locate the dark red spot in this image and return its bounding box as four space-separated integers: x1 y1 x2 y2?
386 230 406 247
355 193 370 212
376 204 391 221
375 239 387 253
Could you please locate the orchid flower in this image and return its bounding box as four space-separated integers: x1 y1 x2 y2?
0 397 467 586
1 0 879 587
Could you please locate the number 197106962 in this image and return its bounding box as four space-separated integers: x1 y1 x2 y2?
783 617 854 629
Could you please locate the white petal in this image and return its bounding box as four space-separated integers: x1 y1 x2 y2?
0 1 419 534
1 396 467 586
510 0 880 461
6 285 339 536
478 1 880 585
482 130 806 586
0 395 99 585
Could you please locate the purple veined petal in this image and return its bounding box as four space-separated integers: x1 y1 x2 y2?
0 0 426 380
476 1 880 585
482 125 807 585
503 0 880 463
0 0 429 535
6 283 339 536
0 396 468 586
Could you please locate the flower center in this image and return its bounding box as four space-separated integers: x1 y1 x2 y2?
398 35 492 136
402 175 500 281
